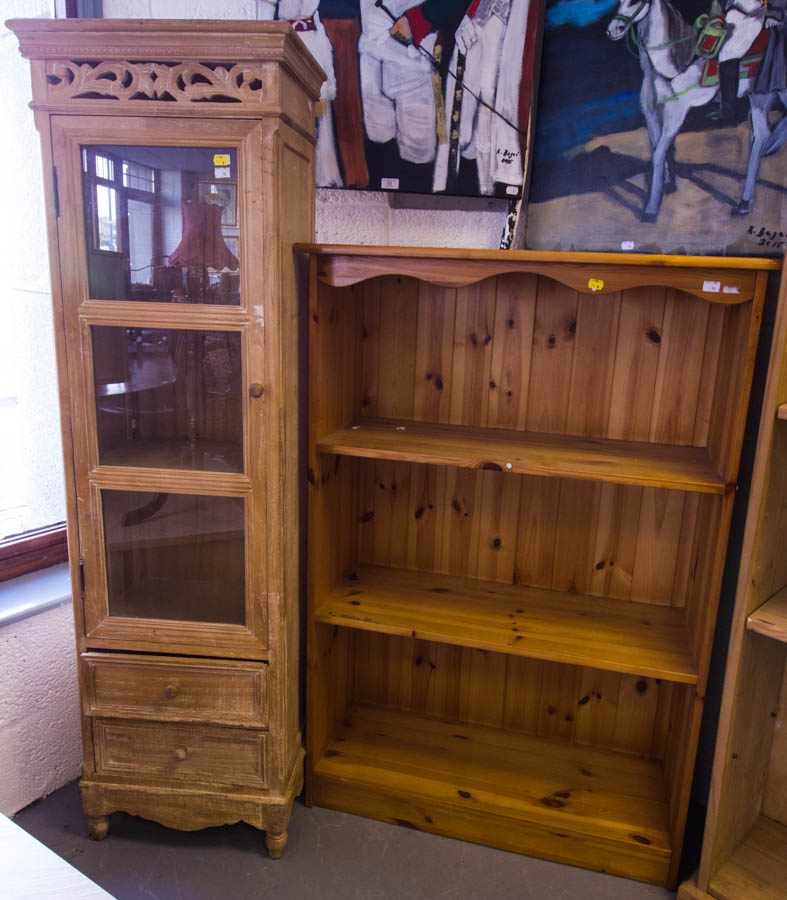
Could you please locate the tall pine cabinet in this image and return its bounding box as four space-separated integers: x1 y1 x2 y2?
678 263 787 900
301 244 779 888
9 18 323 856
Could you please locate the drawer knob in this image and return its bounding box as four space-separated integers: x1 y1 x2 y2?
164 684 179 700
174 747 188 761
248 382 264 399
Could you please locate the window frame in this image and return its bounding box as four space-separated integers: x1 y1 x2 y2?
0 522 68 584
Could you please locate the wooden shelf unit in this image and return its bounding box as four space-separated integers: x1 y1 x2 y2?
318 419 727 493
312 704 673 884
747 587 787 643
302 245 777 888
678 262 787 900
316 565 698 683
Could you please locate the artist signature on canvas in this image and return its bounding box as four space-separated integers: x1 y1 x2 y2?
746 225 787 250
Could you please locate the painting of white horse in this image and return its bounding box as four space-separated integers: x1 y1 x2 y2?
525 0 787 256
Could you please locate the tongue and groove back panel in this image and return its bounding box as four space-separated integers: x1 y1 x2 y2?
303 247 776 888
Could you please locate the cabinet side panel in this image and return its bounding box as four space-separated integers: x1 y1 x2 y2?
749 424 787 608
684 493 728 683
699 268 787 888
271 123 315 781
704 635 786 880
706 300 761 482
663 687 703 888
763 662 787 825
307 265 359 768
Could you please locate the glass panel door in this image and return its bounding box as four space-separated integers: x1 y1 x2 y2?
92 326 243 473
82 145 240 305
101 489 245 624
52 116 267 652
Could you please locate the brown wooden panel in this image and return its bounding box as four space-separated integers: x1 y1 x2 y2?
607 287 666 442
360 281 381 417
475 469 521 583
377 276 418 419
525 278 577 433
693 304 726 447
83 654 266 726
358 459 411 568
514 475 561 588
612 676 660 755
631 489 686 605
458 646 508 728
590 483 642 601
566 292 620 438
650 290 710 445
539 662 580 742
449 281 497 426
763 662 787 825
93 719 267 787
406 463 447 573
551 480 602 595
413 282 456 423
574 668 622 750
487 274 536 429
436 467 484 578
503 656 543 734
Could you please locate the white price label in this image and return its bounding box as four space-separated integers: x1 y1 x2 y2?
381 177 399 190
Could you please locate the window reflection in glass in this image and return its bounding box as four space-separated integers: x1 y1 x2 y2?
102 489 245 624
92 326 243 473
82 145 240 305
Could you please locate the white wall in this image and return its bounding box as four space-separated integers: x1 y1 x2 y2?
1 0 79 818
0 601 82 816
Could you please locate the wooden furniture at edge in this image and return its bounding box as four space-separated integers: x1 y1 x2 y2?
8 19 324 856
299 243 780 889
677 262 787 900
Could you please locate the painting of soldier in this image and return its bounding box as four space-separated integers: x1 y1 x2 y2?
524 0 787 255
260 0 545 198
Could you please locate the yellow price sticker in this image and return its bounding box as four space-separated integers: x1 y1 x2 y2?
588 277 604 292
213 154 230 166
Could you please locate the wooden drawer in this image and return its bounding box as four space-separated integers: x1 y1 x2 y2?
93 719 268 788
82 654 267 727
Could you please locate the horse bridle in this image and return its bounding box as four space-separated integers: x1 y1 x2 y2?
610 0 697 55
609 0 650 35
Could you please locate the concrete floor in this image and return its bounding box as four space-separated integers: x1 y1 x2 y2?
13 781 678 900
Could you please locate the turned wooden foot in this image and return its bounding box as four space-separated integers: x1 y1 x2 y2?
265 830 287 859
88 815 110 840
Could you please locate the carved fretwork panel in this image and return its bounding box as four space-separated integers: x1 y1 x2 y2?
45 59 266 104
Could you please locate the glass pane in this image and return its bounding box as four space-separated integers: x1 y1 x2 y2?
92 326 243 473
128 199 154 285
82 145 240 305
95 184 119 252
102 489 245 624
